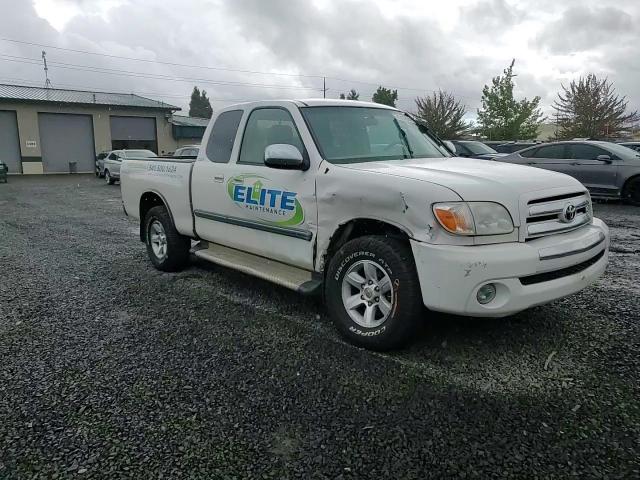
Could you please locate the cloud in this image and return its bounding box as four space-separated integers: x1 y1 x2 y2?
0 0 638 117
534 6 636 54
459 0 526 32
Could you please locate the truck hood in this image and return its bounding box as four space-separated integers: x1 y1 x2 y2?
339 157 585 225
340 157 583 200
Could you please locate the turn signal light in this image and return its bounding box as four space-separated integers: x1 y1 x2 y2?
433 203 475 235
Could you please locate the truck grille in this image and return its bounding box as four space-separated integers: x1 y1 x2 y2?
525 191 592 240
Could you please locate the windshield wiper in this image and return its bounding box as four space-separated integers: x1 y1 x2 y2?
406 113 453 155
393 118 414 158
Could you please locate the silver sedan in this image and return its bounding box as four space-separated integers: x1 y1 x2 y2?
498 141 640 205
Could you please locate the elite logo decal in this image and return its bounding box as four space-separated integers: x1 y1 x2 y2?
227 174 304 226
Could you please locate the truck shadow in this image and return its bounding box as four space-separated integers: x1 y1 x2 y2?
190 255 568 358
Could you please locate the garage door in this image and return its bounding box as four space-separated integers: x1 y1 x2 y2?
38 113 95 173
0 110 22 173
110 116 157 153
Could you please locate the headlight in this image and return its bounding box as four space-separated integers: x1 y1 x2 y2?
433 202 514 236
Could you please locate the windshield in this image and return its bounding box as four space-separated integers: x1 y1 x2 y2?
123 150 157 158
301 106 450 164
463 141 497 155
604 142 640 160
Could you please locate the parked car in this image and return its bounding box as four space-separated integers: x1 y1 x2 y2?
119 99 609 350
173 145 200 158
619 142 640 153
498 140 640 205
446 140 509 160
104 149 157 185
95 152 109 177
494 142 540 154
0 160 8 183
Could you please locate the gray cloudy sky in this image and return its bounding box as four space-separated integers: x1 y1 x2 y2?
0 0 638 118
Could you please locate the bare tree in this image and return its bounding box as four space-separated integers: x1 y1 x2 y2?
553 74 640 139
415 90 471 139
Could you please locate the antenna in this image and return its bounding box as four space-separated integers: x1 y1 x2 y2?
42 50 52 88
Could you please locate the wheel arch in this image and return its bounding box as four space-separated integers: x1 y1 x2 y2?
320 217 413 273
139 191 176 242
622 174 640 197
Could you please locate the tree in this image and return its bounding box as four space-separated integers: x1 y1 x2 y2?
372 86 398 107
553 74 640 139
340 89 360 100
189 86 213 118
477 59 544 140
414 90 471 139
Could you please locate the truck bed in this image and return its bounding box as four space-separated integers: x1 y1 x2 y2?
120 157 196 237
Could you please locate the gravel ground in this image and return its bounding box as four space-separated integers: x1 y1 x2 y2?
0 175 638 479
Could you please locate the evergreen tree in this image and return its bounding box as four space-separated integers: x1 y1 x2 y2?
477 60 544 140
189 86 213 118
372 86 398 107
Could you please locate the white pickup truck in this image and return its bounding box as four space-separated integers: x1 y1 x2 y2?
120 99 609 350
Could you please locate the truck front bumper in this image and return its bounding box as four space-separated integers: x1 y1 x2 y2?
411 218 609 317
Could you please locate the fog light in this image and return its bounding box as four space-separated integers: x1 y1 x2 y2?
477 283 497 305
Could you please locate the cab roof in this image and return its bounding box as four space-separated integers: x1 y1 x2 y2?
223 98 398 111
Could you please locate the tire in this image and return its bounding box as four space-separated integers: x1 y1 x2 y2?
143 205 190 272
105 170 115 185
622 176 640 206
325 235 423 350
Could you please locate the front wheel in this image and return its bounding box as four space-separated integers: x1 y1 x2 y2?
143 206 191 272
325 236 423 350
622 177 640 206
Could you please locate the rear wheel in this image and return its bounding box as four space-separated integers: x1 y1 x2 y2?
325 235 423 350
144 205 190 272
622 176 640 206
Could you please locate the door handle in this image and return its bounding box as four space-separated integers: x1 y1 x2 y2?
571 162 579 166
213 174 224 183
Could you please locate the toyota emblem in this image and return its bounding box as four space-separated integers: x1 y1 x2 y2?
561 203 577 223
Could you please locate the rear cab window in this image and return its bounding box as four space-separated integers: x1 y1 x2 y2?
206 110 243 163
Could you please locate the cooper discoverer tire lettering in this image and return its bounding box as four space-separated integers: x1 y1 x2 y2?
325 236 423 350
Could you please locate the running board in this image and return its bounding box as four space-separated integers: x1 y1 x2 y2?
192 242 322 295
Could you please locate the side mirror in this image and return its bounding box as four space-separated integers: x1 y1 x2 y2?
443 140 455 153
596 154 612 163
264 144 306 170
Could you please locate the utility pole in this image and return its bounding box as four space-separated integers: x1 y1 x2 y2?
42 51 52 88
322 77 327 99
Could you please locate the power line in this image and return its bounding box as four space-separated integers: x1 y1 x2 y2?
0 54 324 92
0 75 293 104
0 37 325 79
0 76 270 103
0 37 439 94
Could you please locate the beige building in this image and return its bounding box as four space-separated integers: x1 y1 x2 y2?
0 84 207 174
